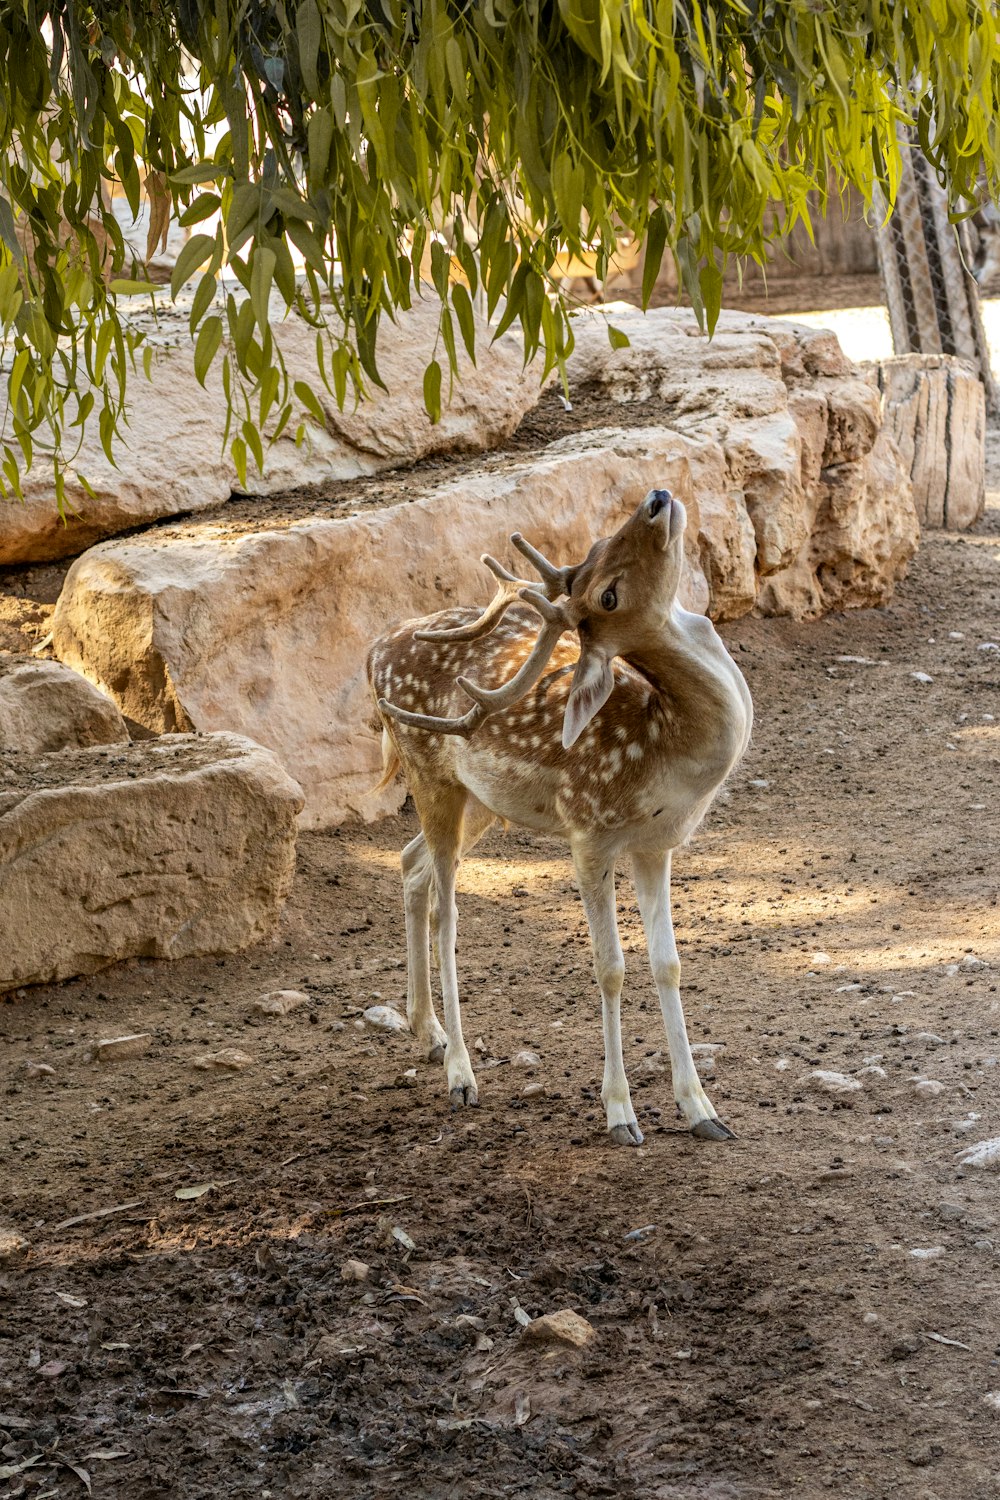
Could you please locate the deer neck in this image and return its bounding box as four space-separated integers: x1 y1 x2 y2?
620 604 751 758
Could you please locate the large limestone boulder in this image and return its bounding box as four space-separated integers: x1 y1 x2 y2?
0 656 128 753
0 299 542 565
0 733 303 992
49 308 916 827
565 306 914 616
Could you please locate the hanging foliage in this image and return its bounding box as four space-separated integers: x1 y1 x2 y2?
1 0 999 498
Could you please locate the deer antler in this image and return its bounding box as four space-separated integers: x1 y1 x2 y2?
379 590 576 739
414 533 573 644
511 532 574 597
414 556 532 643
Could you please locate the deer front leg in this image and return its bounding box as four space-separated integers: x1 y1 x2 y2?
431 842 478 1108
573 846 642 1147
631 850 734 1141
400 834 448 1063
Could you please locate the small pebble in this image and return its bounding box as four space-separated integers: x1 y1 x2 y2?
911 1079 946 1098
512 1049 541 1068
911 671 933 683
909 1246 945 1260
522 1081 547 1099
341 1259 371 1282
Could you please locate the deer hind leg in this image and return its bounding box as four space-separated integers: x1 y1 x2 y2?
401 832 447 1063
408 783 482 1107
401 797 496 1067
631 850 734 1142
428 796 495 966
573 844 642 1147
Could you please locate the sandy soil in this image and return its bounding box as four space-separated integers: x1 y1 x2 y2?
2 406 1000 1500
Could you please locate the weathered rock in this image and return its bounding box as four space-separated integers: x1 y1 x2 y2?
0 734 303 992
22 1060 56 1079
864 354 986 529
89 1033 152 1064
0 1229 30 1264
0 299 543 565
254 989 308 1017
521 1309 596 1348
957 1137 1000 1170
0 656 128 753
193 1048 254 1072
48 309 916 826
568 305 915 618
809 1070 862 1095
363 1005 409 1034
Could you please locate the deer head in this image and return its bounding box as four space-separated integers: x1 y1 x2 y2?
378 488 685 748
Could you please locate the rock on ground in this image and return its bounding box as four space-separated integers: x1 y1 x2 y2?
0 733 303 992
48 308 916 826
0 299 543 566
521 1309 597 1348
0 656 128 753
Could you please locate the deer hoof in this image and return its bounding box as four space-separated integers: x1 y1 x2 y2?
690 1117 735 1142
449 1084 479 1109
608 1122 644 1147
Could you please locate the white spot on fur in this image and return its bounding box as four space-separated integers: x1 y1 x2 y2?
626 742 643 761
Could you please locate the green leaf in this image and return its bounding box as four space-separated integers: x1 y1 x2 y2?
0 196 25 265
170 233 216 298
250 245 276 331
698 261 724 335
189 272 218 333
242 417 264 474
194 316 223 387
108 279 158 296
607 324 631 350
451 283 477 364
422 358 442 424
293 379 327 427
297 0 322 95
642 209 668 309
170 163 223 186
178 192 221 228
231 435 248 490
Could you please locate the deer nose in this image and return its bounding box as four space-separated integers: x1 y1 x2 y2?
647 489 672 519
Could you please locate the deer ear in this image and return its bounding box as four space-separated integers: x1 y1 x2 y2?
562 646 615 749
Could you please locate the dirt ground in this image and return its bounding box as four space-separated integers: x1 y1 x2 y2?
3 422 1000 1500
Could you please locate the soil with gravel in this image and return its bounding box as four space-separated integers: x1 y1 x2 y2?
2 381 1000 1500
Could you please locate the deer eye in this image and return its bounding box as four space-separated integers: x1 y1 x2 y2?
600 586 618 612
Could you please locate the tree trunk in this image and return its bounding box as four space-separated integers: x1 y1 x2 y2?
870 354 985 529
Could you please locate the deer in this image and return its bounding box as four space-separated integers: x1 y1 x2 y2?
367 489 753 1146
